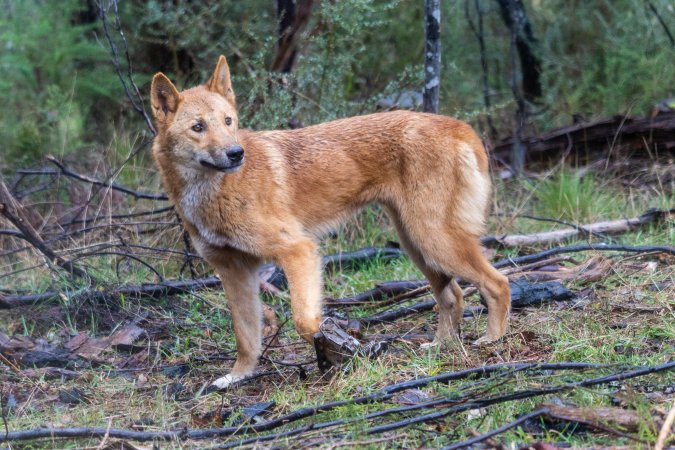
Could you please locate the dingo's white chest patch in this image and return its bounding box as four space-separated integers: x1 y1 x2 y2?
179 176 232 249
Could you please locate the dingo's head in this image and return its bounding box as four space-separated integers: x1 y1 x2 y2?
151 56 243 173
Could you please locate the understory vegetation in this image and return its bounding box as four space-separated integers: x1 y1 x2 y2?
1 0 674 166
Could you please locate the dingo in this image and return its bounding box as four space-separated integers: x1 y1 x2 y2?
150 56 510 389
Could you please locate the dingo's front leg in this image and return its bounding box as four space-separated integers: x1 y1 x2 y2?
209 250 263 390
276 239 323 342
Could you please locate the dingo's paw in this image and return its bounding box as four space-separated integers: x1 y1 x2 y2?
206 373 248 392
420 340 439 349
471 335 502 347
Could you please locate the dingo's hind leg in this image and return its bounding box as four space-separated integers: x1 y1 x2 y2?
389 205 510 344
386 208 464 344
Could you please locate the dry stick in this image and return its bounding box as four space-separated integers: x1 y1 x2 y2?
64 206 174 227
2 207 175 259
442 405 650 450
492 243 674 269
364 360 675 436
0 276 222 309
45 157 167 201
489 213 611 243
70 251 165 282
0 362 611 443
0 179 91 281
330 254 574 310
318 255 575 309
483 209 672 248
655 402 675 450
214 396 462 449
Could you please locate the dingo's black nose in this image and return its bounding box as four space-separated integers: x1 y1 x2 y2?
226 145 244 163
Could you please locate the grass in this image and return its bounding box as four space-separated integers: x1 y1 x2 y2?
1 164 673 449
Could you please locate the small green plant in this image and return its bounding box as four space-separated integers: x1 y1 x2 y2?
530 170 619 222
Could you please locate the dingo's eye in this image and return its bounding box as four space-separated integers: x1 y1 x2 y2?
192 123 205 132
225 117 232 126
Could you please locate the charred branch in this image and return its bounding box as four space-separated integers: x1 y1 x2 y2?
492 111 675 164
3 361 670 444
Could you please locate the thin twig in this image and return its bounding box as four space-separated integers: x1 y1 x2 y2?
96 0 156 134
0 178 91 282
45 157 167 201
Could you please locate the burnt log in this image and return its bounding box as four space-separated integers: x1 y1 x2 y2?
492 111 675 165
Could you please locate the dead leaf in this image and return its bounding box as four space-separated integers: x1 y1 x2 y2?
64 332 88 351
110 325 146 350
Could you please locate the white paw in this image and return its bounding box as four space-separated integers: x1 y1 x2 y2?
420 340 439 349
211 373 247 390
472 335 499 346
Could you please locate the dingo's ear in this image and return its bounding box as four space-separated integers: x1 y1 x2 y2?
207 55 235 105
151 73 180 120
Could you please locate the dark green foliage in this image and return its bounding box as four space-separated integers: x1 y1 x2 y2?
0 0 121 165
1 0 673 164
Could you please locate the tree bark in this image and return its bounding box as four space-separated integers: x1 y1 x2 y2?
271 0 315 73
494 0 542 101
423 0 441 113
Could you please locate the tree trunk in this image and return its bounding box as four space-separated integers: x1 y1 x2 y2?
495 0 542 101
423 0 441 113
271 0 315 73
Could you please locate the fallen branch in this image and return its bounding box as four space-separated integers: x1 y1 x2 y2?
362 360 675 436
0 276 221 309
440 408 549 450
442 402 655 450
492 111 675 164
492 243 675 269
325 280 428 307
482 209 673 248
0 247 404 309
0 361 622 443
322 247 404 273
158 361 675 447
361 279 572 326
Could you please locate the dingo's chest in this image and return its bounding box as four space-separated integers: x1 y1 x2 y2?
179 177 234 249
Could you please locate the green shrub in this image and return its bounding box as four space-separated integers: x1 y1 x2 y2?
0 0 120 166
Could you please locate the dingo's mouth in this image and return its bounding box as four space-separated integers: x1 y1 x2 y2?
199 159 244 172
